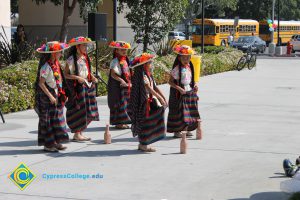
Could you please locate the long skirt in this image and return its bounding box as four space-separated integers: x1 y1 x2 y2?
109 88 131 125
66 83 99 133
138 107 165 145
36 87 69 147
167 90 200 133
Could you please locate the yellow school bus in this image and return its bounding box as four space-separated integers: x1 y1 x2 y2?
259 20 300 45
192 19 259 46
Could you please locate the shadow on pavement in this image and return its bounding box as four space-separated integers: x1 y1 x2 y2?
90 137 138 144
83 126 107 132
0 140 36 147
228 191 290 200
47 149 145 157
269 172 288 179
0 149 45 156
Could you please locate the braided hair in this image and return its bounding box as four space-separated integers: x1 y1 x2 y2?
35 53 51 91
67 45 93 95
69 45 92 77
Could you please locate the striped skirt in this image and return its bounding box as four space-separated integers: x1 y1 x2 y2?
138 106 165 145
66 84 99 133
167 91 200 133
110 88 131 125
36 87 69 147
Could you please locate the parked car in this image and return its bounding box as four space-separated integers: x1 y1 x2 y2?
168 31 186 40
232 36 266 53
290 34 300 52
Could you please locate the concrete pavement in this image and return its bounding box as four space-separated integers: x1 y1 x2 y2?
1 59 300 200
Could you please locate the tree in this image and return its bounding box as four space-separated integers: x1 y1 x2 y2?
183 0 237 38
278 0 300 20
233 0 300 21
11 0 19 14
33 0 102 41
118 0 189 51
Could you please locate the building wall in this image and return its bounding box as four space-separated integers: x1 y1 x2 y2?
19 0 86 42
19 0 134 43
0 0 11 42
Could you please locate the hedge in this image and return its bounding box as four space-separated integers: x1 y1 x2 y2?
0 48 243 114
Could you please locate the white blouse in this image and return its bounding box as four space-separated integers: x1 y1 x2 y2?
67 56 89 79
40 62 58 93
171 65 192 92
110 58 122 76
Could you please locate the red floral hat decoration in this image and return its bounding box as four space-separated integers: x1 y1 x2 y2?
173 45 195 55
68 36 95 46
109 41 131 49
36 41 69 53
130 53 156 69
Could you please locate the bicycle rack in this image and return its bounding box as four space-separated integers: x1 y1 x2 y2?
0 109 5 123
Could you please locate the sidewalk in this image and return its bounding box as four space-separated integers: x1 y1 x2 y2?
1 59 299 200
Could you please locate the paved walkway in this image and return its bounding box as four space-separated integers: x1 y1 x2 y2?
1 59 299 200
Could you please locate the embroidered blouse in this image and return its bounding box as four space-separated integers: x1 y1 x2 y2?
171 65 192 92
67 55 89 79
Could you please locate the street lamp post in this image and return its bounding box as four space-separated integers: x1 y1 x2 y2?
277 0 280 46
113 0 117 41
271 0 275 43
269 0 277 54
201 0 204 54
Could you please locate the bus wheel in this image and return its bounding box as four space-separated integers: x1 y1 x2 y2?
221 40 226 46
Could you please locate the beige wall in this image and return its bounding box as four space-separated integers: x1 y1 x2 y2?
0 0 11 42
19 0 84 26
97 0 134 43
18 0 134 43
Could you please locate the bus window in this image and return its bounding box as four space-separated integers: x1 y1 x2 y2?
192 25 216 35
216 26 220 33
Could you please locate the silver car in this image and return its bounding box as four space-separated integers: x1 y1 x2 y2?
168 31 186 40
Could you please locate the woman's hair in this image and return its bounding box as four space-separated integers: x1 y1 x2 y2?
172 55 195 88
17 24 24 32
34 53 51 90
69 46 79 76
113 49 118 59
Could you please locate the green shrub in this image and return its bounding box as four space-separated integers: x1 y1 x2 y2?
195 46 226 54
289 193 300 200
0 61 38 113
202 48 243 75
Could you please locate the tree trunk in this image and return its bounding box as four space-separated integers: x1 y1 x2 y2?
143 2 149 52
59 0 78 42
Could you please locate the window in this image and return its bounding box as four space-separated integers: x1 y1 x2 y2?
239 25 256 33
193 25 216 35
169 32 175 36
179 32 185 37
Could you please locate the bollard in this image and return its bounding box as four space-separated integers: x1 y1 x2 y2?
104 124 111 144
180 132 187 154
196 119 203 140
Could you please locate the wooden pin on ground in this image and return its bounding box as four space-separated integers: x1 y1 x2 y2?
196 119 203 140
104 124 111 144
180 132 187 154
